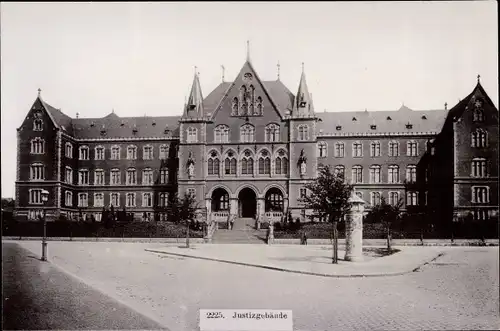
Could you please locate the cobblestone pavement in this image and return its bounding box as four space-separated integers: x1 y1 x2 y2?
11 241 500 331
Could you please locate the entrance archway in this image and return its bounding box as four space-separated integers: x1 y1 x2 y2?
265 187 284 212
211 188 229 212
238 187 257 218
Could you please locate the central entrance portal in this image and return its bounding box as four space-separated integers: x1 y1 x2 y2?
238 188 257 218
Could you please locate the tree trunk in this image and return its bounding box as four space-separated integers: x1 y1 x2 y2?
186 221 190 248
386 223 391 252
332 217 338 264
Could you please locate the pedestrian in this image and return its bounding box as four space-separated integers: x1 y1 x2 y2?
230 217 234 230
303 231 308 245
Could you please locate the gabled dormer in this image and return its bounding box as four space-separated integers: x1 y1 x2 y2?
182 71 204 120
291 64 315 117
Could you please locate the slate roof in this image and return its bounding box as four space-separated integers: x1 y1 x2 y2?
316 105 448 136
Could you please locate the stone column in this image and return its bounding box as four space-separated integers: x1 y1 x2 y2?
205 198 212 222
344 193 366 262
257 197 265 229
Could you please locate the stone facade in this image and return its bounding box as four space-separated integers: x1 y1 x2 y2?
14 58 498 230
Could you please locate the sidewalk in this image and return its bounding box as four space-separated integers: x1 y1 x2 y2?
145 244 447 278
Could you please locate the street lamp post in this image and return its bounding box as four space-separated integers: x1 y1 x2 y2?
40 189 50 261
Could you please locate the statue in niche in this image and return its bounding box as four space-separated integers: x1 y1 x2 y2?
298 149 307 175
187 152 195 177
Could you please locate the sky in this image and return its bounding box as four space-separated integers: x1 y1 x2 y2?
1 1 498 198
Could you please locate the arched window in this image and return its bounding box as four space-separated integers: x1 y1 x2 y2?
65 142 73 158
265 188 284 212
95 145 105 160
159 144 169 159
265 124 280 142
369 165 381 183
143 145 153 160
297 125 309 141
317 141 327 158
256 96 263 115
126 168 137 185
275 149 288 175
224 150 237 175
406 165 417 183
352 141 363 157
406 140 418 157
111 145 121 160
232 97 239 115
471 129 487 148
142 168 153 185
239 85 247 115
388 165 399 183
334 165 345 179
241 150 254 175
240 124 255 143
187 127 198 143
371 192 382 206
471 158 487 177
33 119 43 131
258 150 271 175
212 188 229 211
249 85 255 114
334 142 345 157
208 150 220 176
473 108 484 122
214 125 230 143
30 163 45 180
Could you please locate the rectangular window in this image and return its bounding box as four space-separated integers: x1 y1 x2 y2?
407 141 418 157
127 146 137 160
65 167 73 184
159 145 169 159
352 166 363 184
143 146 153 160
369 166 381 184
65 143 73 158
352 142 363 157
142 169 154 185
79 170 89 185
335 143 345 158
159 193 168 207
299 188 307 199
65 191 72 207
94 170 105 185
78 193 88 207
110 193 120 207
389 192 399 206
471 159 487 177
31 139 45 154
79 147 89 160
94 213 102 222
29 189 43 204
95 147 105 160
406 166 417 183
94 193 104 207
370 192 381 206
472 186 489 203
388 166 399 184
160 168 169 184
30 164 45 180
111 146 120 160
143 193 153 207
187 188 196 198
126 169 137 185
126 193 136 207
389 142 399 157
370 142 381 157
406 192 418 206
110 170 120 185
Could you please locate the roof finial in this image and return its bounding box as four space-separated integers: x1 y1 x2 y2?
277 61 280 81
444 102 448 110
246 40 250 61
221 65 225 83
112 108 115 113
37 88 41 97
301 62 304 74
477 74 481 83
194 66 198 76
76 112 79 119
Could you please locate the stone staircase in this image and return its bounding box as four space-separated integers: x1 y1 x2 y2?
212 217 267 244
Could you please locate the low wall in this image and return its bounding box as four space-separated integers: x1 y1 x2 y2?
271 238 499 246
1 236 206 244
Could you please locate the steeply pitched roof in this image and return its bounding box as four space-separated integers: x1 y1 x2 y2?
292 69 314 116
38 96 74 134
316 105 447 136
183 72 205 119
71 114 180 139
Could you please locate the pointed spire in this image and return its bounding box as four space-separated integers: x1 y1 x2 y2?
246 40 250 62
185 67 204 117
277 61 280 81
293 62 314 115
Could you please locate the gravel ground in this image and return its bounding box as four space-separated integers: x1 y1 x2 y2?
10 241 500 331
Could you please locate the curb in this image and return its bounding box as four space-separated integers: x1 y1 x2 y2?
144 248 445 278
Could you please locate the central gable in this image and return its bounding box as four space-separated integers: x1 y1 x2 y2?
210 61 284 123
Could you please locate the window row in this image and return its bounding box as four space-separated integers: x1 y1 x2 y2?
65 143 171 160
64 191 170 208
317 140 419 158
330 165 418 184
212 124 281 143
352 191 419 207
207 150 288 175
65 167 169 185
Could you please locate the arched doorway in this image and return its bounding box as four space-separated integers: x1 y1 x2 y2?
265 187 284 212
238 187 257 218
211 188 229 212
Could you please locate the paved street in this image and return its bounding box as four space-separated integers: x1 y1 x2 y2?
2 242 167 330
6 241 500 331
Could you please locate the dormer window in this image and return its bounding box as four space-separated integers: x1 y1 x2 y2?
152 122 156 126
336 125 342 131
386 116 392 120
405 123 413 129
33 119 43 131
421 115 427 120
132 127 138 134
120 122 125 127
352 117 357 121
300 101 307 107
370 125 377 130
90 122 95 127
189 104 196 110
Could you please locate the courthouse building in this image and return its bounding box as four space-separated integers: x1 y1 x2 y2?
15 55 499 229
